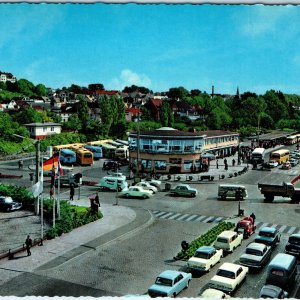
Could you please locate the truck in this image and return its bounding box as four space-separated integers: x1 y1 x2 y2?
257 182 300 203
55 173 79 187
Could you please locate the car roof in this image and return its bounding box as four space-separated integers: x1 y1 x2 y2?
289 233 300 239
219 262 241 272
196 246 215 254
260 285 283 298
246 242 267 251
259 226 276 233
158 270 182 280
217 230 237 238
269 253 296 270
201 288 226 298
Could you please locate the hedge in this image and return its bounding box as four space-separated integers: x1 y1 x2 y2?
0 184 103 239
176 221 235 259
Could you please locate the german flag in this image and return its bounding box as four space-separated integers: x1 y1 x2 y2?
43 155 59 172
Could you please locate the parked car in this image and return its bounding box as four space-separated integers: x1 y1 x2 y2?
289 158 299 167
259 284 288 299
281 162 292 170
268 160 279 168
239 242 272 270
135 182 158 193
187 246 223 272
106 172 126 180
102 160 120 170
169 184 198 197
120 186 153 199
0 196 22 212
255 227 281 248
235 216 256 238
98 176 128 191
199 288 230 299
285 233 300 257
214 230 243 253
142 178 162 190
148 270 192 298
209 262 248 295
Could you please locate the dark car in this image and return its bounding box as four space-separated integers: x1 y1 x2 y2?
285 233 300 257
259 284 288 299
102 160 120 171
0 196 22 212
255 227 281 248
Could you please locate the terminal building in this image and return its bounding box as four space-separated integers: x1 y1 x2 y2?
128 127 239 174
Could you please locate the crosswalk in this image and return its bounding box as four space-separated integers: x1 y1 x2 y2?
273 169 299 176
151 210 300 235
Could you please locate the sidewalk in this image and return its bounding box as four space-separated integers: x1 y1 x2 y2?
0 203 136 286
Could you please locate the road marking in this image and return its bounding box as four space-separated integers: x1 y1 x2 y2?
279 225 287 233
256 222 263 228
214 217 224 223
287 226 296 234
185 215 198 222
152 210 159 214
195 215 208 222
176 214 190 221
271 224 277 228
160 212 175 219
168 213 181 220
155 211 169 218
202 216 214 223
260 223 269 228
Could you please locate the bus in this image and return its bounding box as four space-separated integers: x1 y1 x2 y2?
52 143 84 153
270 149 290 164
115 145 129 159
251 148 265 164
101 143 117 158
59 149 77 165
83 145 103 160
87 139 113 146
107 141 124 148
116 139 129 147
284 134 300 145
76 148 94 165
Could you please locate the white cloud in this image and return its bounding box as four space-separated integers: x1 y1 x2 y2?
239 6 296 37
109 69 152 90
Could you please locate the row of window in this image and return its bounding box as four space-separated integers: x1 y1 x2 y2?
205 135 238 145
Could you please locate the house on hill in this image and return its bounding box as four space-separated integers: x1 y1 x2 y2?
24 122 62 140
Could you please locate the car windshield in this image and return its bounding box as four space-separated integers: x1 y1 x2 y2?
216 269 235 279
259 231 275 238
245 248 262 256
194 251 209 259
155 277 173 287
289 237 300 245
0 197 12 203
217 238 228 243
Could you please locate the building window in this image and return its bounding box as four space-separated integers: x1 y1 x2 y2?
141 159 152 170
169 158 182 165
184 160 193 170
154 160 167 170
43 127 47 132
51 127 54 131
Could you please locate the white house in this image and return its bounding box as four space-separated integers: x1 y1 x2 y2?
24 122 62 140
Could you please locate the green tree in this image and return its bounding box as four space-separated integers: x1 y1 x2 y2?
98 95 114 136
16 79 35 97
160 101 174 127
35 83 47 96
13 107 43 124
168 86 189 100
88 83 104 91
77 96 90 133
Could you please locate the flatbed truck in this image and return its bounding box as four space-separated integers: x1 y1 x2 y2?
258 182 300 203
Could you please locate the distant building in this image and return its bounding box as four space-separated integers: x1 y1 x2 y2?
128 127 239 174
0 71 16 83
24 122 62 140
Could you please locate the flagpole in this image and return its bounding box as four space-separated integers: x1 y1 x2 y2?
57 151 61 220
52 156 56 228
40 157 44 246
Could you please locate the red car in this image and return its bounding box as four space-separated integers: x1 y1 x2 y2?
281 162 292 170
236 216 256 238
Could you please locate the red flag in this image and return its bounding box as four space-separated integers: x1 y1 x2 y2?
55 159 63 178
43 155 59 172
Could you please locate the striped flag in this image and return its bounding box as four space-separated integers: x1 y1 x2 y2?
43 155 59 172
55 159 63 178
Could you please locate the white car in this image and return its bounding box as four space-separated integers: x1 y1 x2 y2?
119 186 153 199
268 160 278 168
214 231 243 253
200 288 230 299
209 262 248 295
107 172 126 180
142 178 162 190
135 182 158 193
187 246 223 272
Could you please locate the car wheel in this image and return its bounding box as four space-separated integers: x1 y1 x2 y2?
185 279 190 288
191 193 196 197
142 194 148 199
172 292 177 298
125 193 129 198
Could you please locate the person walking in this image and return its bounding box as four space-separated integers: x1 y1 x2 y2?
216 160 219 169
250 212 256 224
18 159 23 170
95 192 100 208
25 235 32 256
232 159 236 167
70 184 75 201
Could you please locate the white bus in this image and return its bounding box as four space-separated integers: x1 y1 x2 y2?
251 148 265 164
284 134 300 145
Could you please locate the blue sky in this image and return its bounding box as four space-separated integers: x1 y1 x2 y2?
1 4 300 95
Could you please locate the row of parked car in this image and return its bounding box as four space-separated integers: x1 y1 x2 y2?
147 222 300 298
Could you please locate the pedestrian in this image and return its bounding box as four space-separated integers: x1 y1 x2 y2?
250 212 256 224
232 159 236 167
216 160 219 169
25 235 32 256
18 159 23 170
70 184 75 201
95 192 100 208
224 158 227 166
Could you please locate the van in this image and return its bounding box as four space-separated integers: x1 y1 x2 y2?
55 173 78 187
218 184 248 200
214 230 243 253
266 253 297 291
99 176 128 191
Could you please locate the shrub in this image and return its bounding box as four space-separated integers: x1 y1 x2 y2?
176 221 235 259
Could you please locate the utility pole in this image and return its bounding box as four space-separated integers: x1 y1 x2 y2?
136 112 140 177
35 140 40 215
